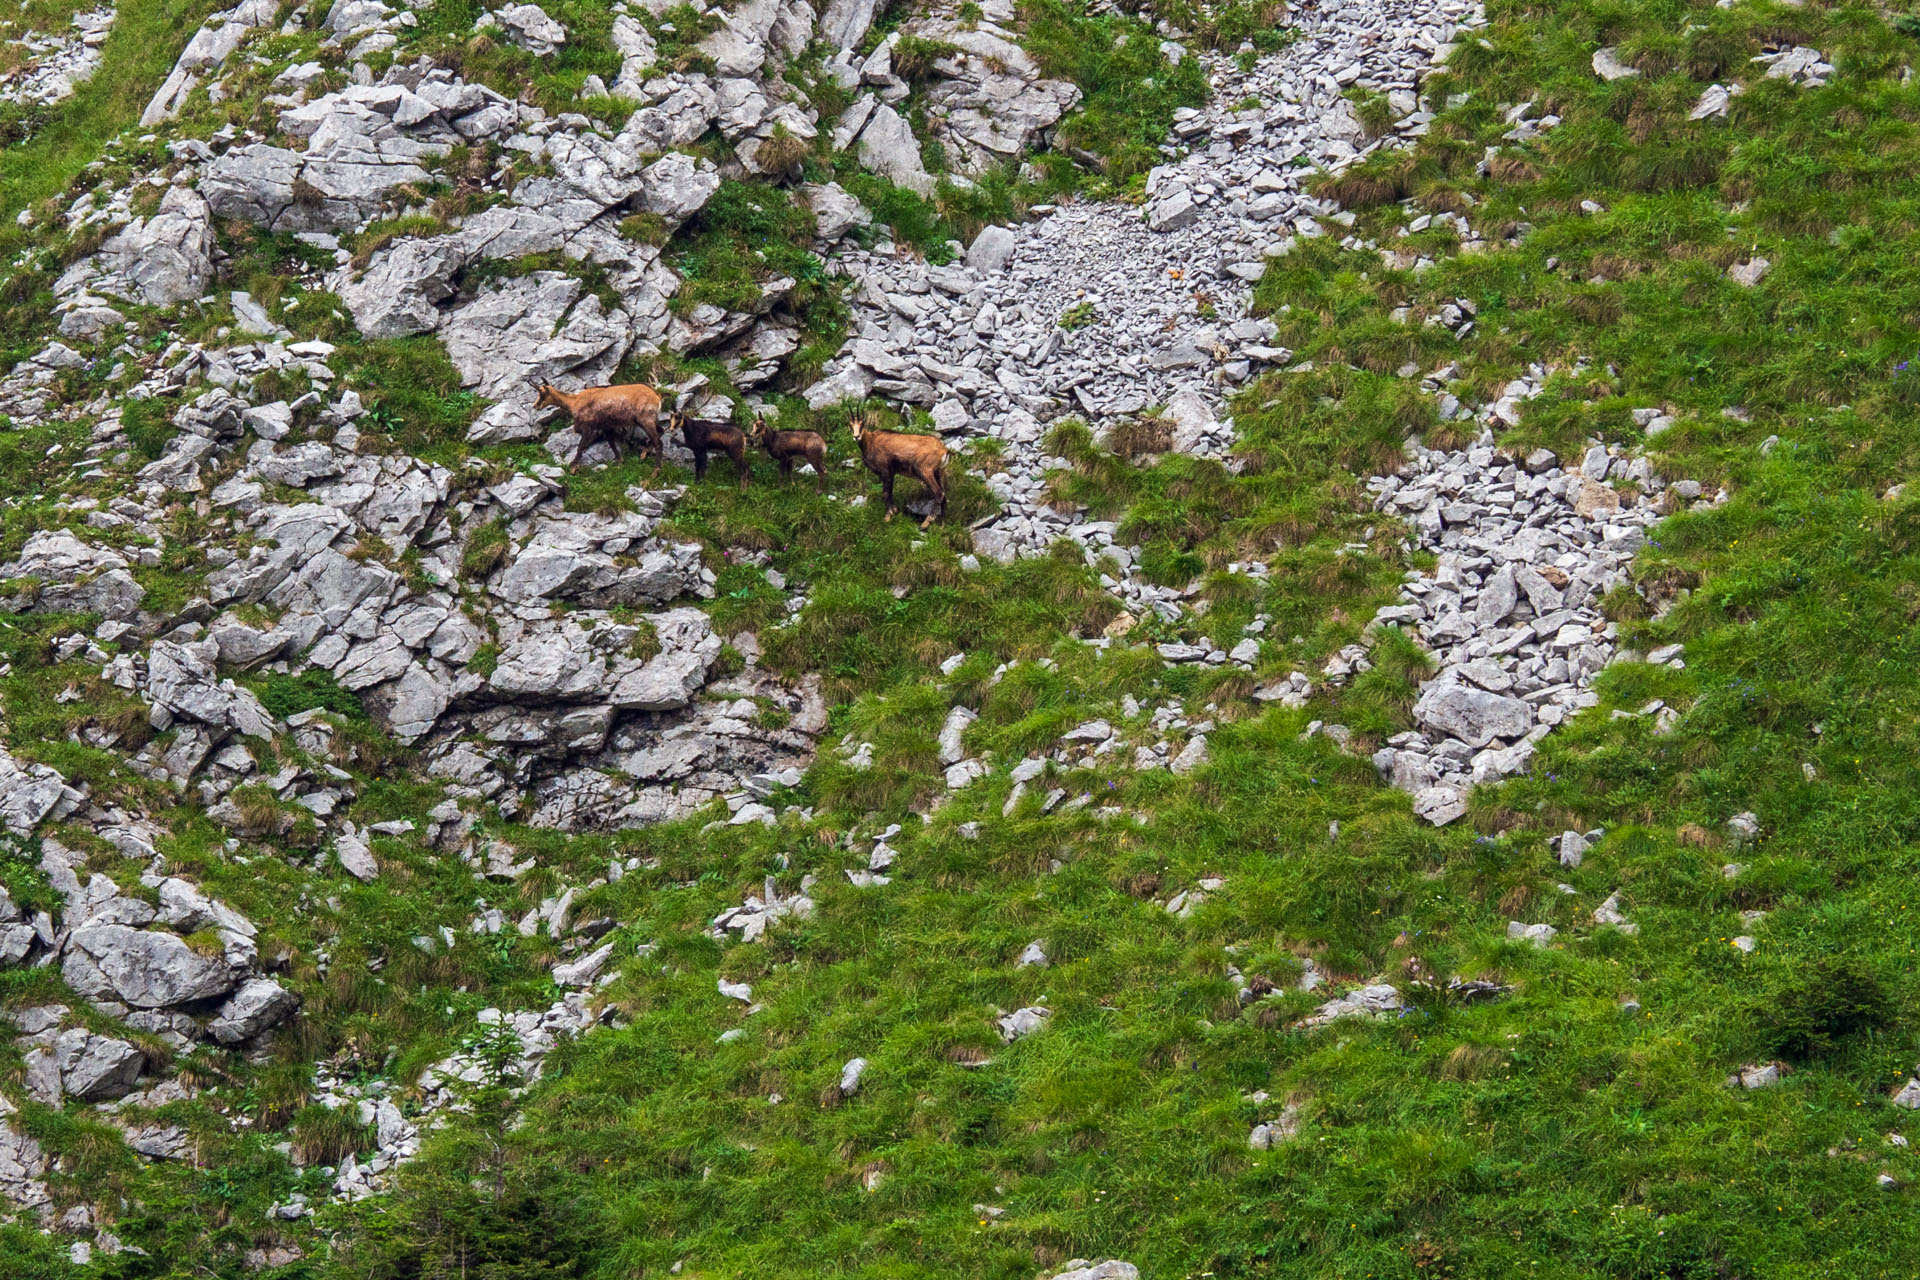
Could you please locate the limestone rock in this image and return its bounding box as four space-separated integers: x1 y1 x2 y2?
208 978 301 1044
855 104 936 197
1412 681 1532 748
95 187 216 307
64 924 240 1009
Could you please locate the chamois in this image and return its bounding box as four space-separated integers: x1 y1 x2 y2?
531 380 663 461
669 409 750 490
749 415 828 491
850 414 948 528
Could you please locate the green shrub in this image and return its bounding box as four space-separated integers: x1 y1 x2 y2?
1760 958 1895 1062
122 396 173 460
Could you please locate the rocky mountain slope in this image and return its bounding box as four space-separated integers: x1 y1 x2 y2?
3 0 1920 1274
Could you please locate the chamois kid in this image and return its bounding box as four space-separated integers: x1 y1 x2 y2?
850 414 948 528
670 408 750 490
749 415 828 491
532 380 663 461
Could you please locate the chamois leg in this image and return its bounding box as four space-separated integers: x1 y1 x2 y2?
918 467 940 529
692 448 709 482
641 414 665 481
731 441 748 491
882 472 896 521
812 447 827 492
779 458 793 485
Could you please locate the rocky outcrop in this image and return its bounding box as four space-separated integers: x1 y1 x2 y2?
202 70 517 232
77 186 217 309
0 528 147 620
23 1025 145 1103
907 10 1082 175
141 0 279 124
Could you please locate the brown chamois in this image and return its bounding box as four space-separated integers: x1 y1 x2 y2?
749 415 828 491
669 408 750 490
850 414 948 528
531 380 663 461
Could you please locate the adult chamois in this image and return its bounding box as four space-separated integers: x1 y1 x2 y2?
669 408 750 490
531 379 663 461
850 414 948 528
749 415 828 491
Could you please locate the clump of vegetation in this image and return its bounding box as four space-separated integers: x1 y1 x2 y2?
1057 300 1096 329
461 518 513 581
339 337 485 458
890 34 961 81
1021 0 1209 183
1342 86 1395 137
1760 958 1895 1062
617 212 672 245
252 670 367 723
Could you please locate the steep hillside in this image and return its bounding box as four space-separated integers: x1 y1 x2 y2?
3 0 1920 1276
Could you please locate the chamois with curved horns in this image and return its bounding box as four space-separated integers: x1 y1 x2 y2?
668 408 750 490
850 414 948 528
749 415 828 491
530 379 664 461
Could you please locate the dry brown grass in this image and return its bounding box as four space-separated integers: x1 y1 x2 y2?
1105 416 1174 459
1487 154 1541 184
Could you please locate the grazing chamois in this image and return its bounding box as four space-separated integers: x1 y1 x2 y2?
749 415 828 491
669 408 750 490
850 414 948 528
531 380 663 461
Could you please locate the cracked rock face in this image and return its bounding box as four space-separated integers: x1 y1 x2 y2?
64 924 243 1009
83 186 217 309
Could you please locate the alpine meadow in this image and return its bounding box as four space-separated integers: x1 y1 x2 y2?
0 0 1918 1275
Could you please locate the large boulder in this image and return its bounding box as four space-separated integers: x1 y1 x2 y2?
58 1029 145 1101
802 181 870 239
439 272 631 404
1 529 147 620
610 650 712 711
1412 680 1534 749
820 0 879 50
208 978 301 1044
63 924 241 1009
146 639 279 739
856 104 936 197
335 236 470 339
491 515 704 608
95 187 216 307
639 151 722 224
495 2 566 54
618 81 720 152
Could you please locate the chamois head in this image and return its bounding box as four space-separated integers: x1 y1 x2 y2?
747 415 769 445
530 380 565 410
849 414 867 442
667 407 689 434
